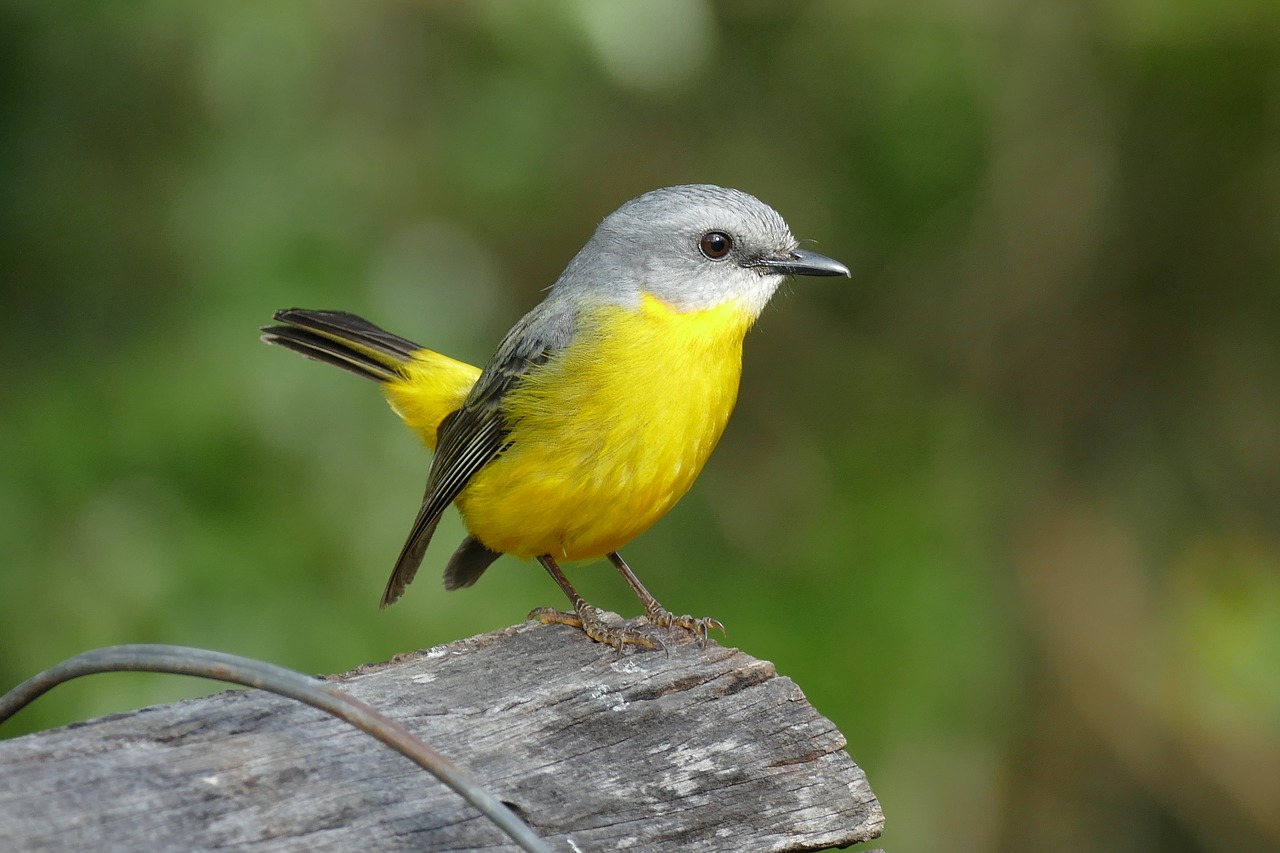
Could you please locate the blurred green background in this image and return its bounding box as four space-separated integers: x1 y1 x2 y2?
2 2 1278 851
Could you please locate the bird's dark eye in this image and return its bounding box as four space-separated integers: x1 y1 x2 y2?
699 231 733 260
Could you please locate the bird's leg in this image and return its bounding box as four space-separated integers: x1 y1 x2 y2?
607 552 724 645
530 555 660 652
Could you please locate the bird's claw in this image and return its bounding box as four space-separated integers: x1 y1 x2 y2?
529 605 664 656
645 606 726 646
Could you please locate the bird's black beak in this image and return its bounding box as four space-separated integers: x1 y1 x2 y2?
756 247 851 278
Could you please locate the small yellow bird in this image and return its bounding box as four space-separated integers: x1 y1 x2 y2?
262 185 848 650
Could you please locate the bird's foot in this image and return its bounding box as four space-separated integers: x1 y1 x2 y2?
529 604 664 655
644 605 725 646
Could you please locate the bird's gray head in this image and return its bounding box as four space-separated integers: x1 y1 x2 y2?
552 184 849 317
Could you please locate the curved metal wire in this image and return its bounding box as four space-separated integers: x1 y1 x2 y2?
0 644 550 853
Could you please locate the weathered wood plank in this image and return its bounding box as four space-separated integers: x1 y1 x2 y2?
0 619 884 852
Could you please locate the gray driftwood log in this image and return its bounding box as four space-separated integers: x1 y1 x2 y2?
0 618 884 852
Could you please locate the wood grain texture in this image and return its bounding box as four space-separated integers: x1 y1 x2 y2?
0 619 884 852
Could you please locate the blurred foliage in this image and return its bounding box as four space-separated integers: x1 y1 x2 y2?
2 2 1278 851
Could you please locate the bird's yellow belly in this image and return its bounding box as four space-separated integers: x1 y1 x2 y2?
456 295 752 560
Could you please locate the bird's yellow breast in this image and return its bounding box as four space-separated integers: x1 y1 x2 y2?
457 293 756 560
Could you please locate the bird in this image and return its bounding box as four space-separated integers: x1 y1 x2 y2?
262 184 849 650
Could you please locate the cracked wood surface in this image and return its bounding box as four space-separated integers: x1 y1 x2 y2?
0 619 884 852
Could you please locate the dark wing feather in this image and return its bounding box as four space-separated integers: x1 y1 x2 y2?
379 301 577 606
442 534 504 590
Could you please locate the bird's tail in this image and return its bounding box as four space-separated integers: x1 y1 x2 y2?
262 308 481 451
261 309 419 384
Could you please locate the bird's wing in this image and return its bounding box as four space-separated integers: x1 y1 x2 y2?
379 300 579 606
